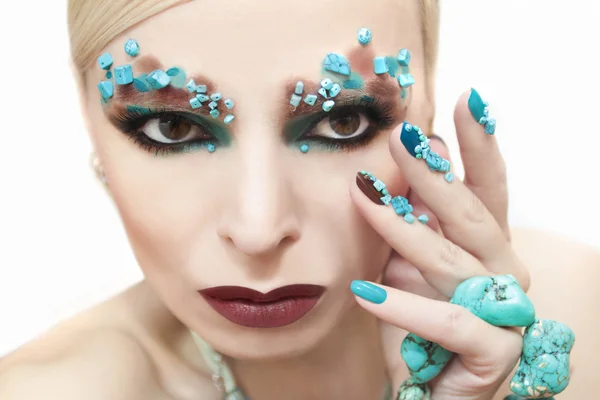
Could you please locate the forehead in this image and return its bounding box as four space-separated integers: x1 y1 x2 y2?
90 0 423 100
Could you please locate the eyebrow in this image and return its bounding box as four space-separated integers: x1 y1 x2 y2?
282 76 400 119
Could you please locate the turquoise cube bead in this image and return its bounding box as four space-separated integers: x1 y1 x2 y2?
318 88 329 99
381 194 392 205
196 94 209 102
329 83 341 98
320 78 333 90
210 109 219 118
485 118 497 135
190 97 202 109
133 75 150 92
207 143 216 153
224 114 235 124
185 79 197 93
398 73 415 88
146 69 171 89
295 81 304 95
323 53 351 76
397 48 411 67
322 100 335 112
373 57 389 74
211 92 222 101
166 67 186 88
196 85 208 93
224 99 235 109
97 80 114 100
97 52 113 70
417 214 429 224
290 94 302 107
404 213 415 224
300 143 309 153
450 275 535 327
114 65 133 85
208 101 218 110
401 333 453 383
373 180 386 191
303 94 318 106
124 39 140 57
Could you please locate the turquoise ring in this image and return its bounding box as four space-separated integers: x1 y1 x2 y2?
397 275 574 399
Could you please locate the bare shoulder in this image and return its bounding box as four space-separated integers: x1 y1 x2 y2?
0 284 174 400
0 328 169 400
511 228 600 396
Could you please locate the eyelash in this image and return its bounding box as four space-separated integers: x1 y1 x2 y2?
111 97 397 156
299 97 396 151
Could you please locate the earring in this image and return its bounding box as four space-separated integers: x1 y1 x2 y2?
89 152 107 186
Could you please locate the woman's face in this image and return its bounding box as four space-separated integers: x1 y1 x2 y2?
83 0 429 359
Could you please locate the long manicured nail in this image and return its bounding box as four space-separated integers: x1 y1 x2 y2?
400 122 452 181
356 171 391 205
400 121 423 157
468 88 496 135
351 280 387 304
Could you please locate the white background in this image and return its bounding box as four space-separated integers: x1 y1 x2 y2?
0 1 599 357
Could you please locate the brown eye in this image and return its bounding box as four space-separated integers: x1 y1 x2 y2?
141 116 208 143
329 113 362 136
314 111 369 139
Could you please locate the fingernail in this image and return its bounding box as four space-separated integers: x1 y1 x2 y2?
400 122 452 180
351 280 387 304
356 171 391 205
468 88 496 135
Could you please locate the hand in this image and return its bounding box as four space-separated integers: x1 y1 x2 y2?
350 89 530 399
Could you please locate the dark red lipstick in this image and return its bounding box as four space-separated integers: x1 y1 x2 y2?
200 284 325 328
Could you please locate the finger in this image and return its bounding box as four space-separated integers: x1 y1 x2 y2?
389 122 511 267
383 253 447 301
350 281 518 358
350 179 488 297
455 89 510 239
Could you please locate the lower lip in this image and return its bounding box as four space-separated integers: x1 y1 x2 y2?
203 296 321 328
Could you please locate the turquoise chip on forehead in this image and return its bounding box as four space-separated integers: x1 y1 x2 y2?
357 28 372 45
323 53 351 76
133 75 150 92
146 69 171 89
398 73 415 88
124 39 140 57
373 57 389 75
295 81 304 95
397 48 411 67
98 80 114 100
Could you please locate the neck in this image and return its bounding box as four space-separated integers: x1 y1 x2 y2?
230 306 389 400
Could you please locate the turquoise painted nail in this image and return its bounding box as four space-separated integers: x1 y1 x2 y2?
468 88 488 122
350 280 387 304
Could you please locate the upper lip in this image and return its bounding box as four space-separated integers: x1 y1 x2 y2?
200 284 325 303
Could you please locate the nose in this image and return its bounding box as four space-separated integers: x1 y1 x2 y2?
218 144 300 257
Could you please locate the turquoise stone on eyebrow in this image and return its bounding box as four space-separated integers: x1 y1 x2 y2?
398 73 415 88
373 57 389 75
146 69 171 89
342 72 364 90
385 56 400 78
224 99 235 109
322 53 351 76
450 275 535 327
303 94 317 106
210 93 222 101
295 81 304 95
114 65 134 85
208 101 218 110
97 52 113 70
190 97 202 109
329 83 341 98
210 109 219 118
98 81 114 100
322 100 335 112
290 94 302 107
196 94 210 102
196 84 208 93
318 88 329 99
185 79 197 93
320 78 333 90
224 114 235 124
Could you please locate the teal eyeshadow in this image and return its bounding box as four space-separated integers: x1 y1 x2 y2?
126 104 153 114
283 114 341 152
385 56 400 78
342 72 364 89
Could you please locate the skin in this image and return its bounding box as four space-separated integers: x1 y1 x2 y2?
1 0 599 399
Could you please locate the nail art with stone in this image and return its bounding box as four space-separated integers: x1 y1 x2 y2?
356 171 392 205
